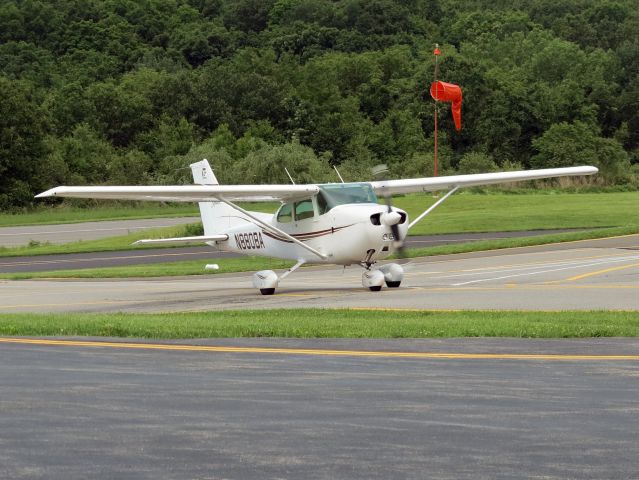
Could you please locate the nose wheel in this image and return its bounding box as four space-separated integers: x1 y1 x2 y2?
362 263 404 291
362 269 385 291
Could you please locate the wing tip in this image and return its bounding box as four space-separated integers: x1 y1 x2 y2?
35 188 60 198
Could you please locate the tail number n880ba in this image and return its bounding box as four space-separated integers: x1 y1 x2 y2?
235 232 265 250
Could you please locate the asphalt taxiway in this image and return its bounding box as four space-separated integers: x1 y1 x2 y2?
1 337 638 479
2 234 639 478
2 234 639 312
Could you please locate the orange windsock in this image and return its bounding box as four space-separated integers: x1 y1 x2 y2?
430 81 462 131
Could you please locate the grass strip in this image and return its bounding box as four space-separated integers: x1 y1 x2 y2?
0 223 204 258
9 192 639 230
1 309 638 338
0 202 276 227
401 224 639 259
0 204 199 227
3 225 638 280
395 191 639 235
4 191 639 258
0 256 294 279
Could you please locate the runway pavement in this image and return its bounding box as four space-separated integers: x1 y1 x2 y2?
1 337 638 479
2 234 639 312
3 233 639 478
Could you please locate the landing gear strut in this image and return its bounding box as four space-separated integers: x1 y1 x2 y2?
252 259 306 295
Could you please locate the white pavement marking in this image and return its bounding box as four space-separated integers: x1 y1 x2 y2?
451 255 639 286
429 254 616 278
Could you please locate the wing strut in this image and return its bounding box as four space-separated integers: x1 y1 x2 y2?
408 186 459 231
217 198 328 260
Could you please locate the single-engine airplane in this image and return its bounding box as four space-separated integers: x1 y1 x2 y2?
37 160 597 294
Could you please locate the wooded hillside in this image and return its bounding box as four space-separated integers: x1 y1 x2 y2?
1 0 637 208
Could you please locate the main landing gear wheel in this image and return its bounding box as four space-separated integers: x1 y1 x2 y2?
379 263 404 288
253 270 279 295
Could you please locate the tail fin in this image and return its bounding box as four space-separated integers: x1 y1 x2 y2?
191 159 219 186
190 159 248 235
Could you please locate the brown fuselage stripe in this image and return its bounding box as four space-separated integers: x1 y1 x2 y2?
262 224 353 243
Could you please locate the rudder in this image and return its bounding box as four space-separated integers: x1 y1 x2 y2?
190 159 247 234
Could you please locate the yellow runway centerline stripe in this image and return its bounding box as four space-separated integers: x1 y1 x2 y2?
564 261 639 282
1 338 638 361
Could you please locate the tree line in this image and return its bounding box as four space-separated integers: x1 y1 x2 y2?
1 0 637 209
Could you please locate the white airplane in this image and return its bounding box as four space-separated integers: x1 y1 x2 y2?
37 160 597 295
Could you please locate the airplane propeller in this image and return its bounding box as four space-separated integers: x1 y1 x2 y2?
372 164 406 257
382 194 406 256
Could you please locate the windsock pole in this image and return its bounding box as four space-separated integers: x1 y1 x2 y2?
433 44 440 177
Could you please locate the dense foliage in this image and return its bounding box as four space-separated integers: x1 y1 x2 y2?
1 0 637 208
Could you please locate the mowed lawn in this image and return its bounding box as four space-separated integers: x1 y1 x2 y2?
4 191 639 232
1 309 638 338
394 191 639 235
1 191 638 264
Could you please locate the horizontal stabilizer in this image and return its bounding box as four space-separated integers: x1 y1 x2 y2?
133 234 228 245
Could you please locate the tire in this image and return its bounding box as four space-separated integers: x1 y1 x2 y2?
369 285 382 292
386 281 401 288
260 288 276 295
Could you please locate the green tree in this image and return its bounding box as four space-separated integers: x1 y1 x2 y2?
531 122 632 184
0 77 49 208
457 152 498 174
46 123 115 184
224 0 276 33
231 140 333 184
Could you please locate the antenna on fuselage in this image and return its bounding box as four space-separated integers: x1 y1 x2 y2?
284 167 296 185
333 166 345 183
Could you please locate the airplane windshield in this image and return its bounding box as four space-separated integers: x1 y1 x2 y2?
317 183 378 214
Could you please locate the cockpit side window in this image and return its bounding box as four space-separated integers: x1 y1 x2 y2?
277 203 293 223
294 199 314 220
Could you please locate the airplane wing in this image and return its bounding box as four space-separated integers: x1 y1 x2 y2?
369 166 598 195
36 166 598 202
35 184 320 202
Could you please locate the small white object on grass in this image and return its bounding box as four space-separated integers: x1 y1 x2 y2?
205 264 219 270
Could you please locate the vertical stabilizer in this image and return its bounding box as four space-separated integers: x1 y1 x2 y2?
190 159 247 234
191 159 219 186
